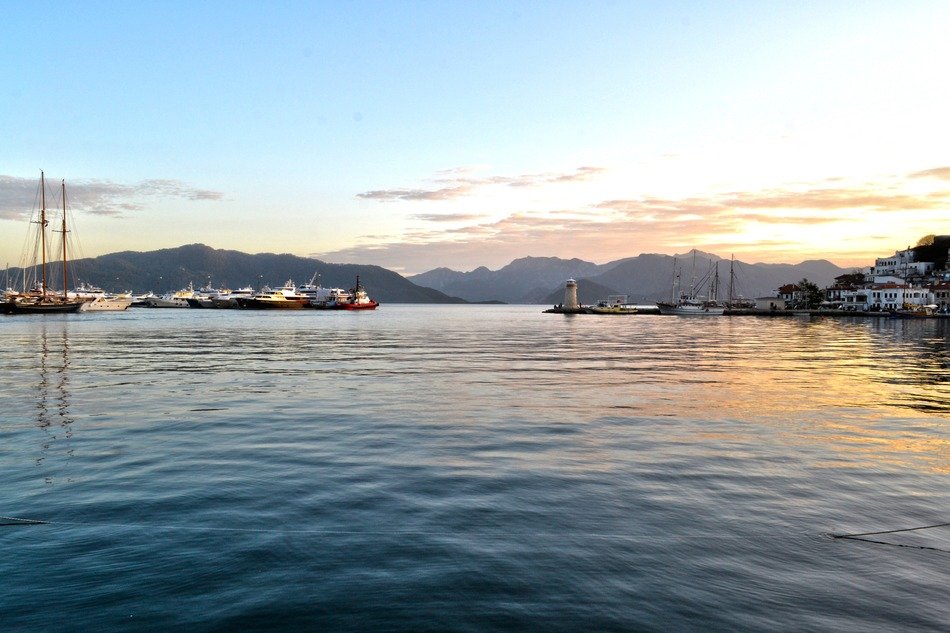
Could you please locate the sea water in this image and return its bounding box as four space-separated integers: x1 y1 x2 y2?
0 306 947 632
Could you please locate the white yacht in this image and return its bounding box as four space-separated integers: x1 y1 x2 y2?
145 282 196 308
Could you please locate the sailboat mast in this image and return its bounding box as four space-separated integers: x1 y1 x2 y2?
669 258 678 302
713 262 720 302
40 171 48 295
61 180 69 300
728 255 735 306
689 249 697 300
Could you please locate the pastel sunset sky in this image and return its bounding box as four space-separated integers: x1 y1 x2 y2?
2 1 949 275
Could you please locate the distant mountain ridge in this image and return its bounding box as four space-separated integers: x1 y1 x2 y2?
410 252 855 304
3 243 464 303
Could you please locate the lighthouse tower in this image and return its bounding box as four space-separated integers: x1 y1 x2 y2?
563 278 579 310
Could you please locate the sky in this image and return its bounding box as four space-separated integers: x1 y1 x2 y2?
2 1 949 275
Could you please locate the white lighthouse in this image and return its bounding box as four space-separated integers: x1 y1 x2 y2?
563 278 579 309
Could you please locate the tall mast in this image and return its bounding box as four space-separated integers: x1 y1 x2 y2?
669 258 678 302
728 255 735 306
712 261 720 302
39 171 48 294
61 180 69 300
688 249 697 299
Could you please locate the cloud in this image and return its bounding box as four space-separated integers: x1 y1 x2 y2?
412 213 487 222
719 188 948 211
356 185 474 201
910 166 950 180
0 174 224 221
356 166 605 202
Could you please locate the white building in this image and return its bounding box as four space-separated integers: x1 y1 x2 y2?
872 248 934 280
836 289 871 311
931 282 950 311
755 296 786 310
867 284 933 311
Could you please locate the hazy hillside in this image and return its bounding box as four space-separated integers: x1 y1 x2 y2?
3 243 465 303
409 256 607 303
414 250 853 304
587 252 850 303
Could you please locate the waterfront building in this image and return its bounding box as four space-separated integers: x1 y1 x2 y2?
872 248 934 280
777 284 801 305
930 282 950 312
825 273 869 309
755 296 786 311
867 283 932 311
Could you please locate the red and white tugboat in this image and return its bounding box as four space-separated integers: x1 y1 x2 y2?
334 276 378 310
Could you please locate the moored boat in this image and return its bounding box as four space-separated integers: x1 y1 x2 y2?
7 173 85 314
235 280 311 309
656 299 725 315
322 276 378 310
656 252 725 316
209 286 254 308
586 294 638 315
78 294 133 311
145 283 196 308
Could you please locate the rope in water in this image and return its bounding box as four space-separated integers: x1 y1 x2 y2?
0 515 49 526
5 514 949 552
831 522 950 552
0 514 656 537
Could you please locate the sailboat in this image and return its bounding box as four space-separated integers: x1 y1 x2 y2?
656 251 725 315
8 172 85 314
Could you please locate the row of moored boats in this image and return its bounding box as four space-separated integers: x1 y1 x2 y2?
137 274 378 310
2 274 379 314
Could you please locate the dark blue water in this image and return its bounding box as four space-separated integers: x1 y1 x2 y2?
1 307 947 631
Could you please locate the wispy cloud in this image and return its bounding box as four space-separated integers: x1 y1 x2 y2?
356 166 605 202
0 174 224 221
411 213 487 222
910 166 950 180
356 185 474 202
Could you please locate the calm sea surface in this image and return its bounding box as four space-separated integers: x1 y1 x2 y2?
1 306 947 632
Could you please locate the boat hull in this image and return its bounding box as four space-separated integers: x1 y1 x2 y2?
79 297 133 312
337 301 379 310
585 307 638 314
657 302 725 315
145 298 191 308
235 297 311 310
10 300 85 314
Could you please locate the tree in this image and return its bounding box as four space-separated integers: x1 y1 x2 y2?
916 234 936 247
797 278 823 309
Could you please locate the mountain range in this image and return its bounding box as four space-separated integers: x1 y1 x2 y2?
3 244 858 305
409 252 856 304
3 243 464 303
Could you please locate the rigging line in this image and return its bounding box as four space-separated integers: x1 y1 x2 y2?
832 536 950 554
833 522 950 538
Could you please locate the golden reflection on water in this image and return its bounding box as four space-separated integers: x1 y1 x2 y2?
623 317 949 475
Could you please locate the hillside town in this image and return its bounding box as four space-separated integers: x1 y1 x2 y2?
770 235 950 314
